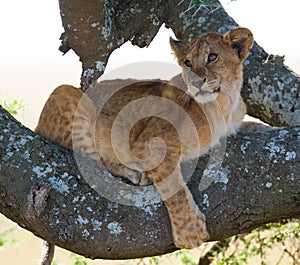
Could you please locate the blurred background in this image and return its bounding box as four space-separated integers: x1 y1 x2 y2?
0 0 299 264
0 0 299 130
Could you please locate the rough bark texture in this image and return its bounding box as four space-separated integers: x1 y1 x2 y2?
58 0 299 127
1 0 299 261
0 107 299 259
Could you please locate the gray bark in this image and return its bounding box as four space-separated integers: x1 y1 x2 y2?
0 0 299 261
58 0 299 127
0 107 299 259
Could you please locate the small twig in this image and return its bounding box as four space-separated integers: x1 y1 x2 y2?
192 5 202 17
275 249 286 265
284 248 300 264
39 241 55 265
178 0 185 6
181 0 196 16
209 6 220 14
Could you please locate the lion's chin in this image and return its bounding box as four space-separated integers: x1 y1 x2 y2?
187 85 219 104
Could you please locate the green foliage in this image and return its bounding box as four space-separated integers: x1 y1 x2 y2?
213 221 300 265
0 227 17 247
0 216 18 247
69 254 89 265
148 256 160 265
51 260 58 265
124 256 161 265
0 98 25 115
175 249 197 265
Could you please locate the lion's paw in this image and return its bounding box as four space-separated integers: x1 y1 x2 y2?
172 209 209 249
122 167 152 186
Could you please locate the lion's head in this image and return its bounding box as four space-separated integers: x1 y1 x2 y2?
170 28 254 104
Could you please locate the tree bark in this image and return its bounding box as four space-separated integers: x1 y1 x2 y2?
58 0 299 127
0 107 299 259
1 0 299 261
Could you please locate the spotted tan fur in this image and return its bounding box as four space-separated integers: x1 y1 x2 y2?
35 28 253 248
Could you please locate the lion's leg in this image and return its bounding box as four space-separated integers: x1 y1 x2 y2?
147 156 210 248
163 181 210 248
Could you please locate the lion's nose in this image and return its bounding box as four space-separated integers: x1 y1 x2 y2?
191 78 206 88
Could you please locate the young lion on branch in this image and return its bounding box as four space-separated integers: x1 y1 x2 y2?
36 28 253 248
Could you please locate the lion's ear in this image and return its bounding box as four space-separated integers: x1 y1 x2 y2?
169 37 188 58
223 28 254 61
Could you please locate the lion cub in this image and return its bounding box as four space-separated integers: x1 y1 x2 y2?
35 28 253 248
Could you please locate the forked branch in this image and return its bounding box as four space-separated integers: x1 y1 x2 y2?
59 0 299 126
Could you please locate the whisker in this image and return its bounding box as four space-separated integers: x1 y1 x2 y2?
202 79 219 91
206 79 218 86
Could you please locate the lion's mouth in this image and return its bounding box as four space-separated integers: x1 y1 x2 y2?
213 87 221 93
194 87 221 97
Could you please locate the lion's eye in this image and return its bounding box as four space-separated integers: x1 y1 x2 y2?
208 53 218 63
183 59 193 68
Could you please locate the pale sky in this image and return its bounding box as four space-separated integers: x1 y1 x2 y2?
0 0 299 129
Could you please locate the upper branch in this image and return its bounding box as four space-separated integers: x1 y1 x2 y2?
58 0 299 126
167 0 300 127
0 107 299 259
58 0 166 90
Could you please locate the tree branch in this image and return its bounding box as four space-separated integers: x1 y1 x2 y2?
58 0 299 126
167 0 300 127
0 107 299 259
1 0 299 261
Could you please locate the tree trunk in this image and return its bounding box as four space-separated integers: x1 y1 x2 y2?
1 0 299 261
0 107 299 259
58 0 299 127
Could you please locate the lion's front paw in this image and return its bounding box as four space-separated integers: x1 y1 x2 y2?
102 159 152 186
172 208 209 249
123 167 152 186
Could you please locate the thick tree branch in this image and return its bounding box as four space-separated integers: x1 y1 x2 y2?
167 0 300 127
0 107 299 259
58 0 299 127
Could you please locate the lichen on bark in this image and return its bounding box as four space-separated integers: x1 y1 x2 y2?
0 107 299 259
58 0 299 125
0 0 299 261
